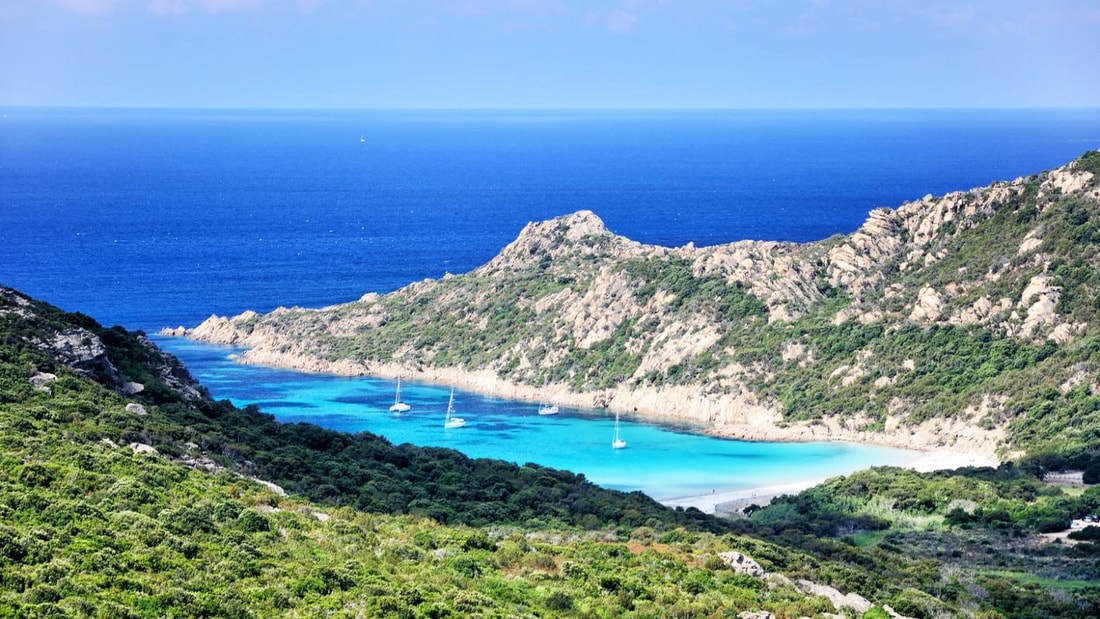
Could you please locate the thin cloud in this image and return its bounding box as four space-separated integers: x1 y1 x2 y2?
147 0 263 15
54 0 121 14
298 0 326 15
607 7 637 34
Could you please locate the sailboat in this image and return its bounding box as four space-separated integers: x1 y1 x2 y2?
611 411 627 449
537 379 558 415
443 388 465 428
388 378 411 413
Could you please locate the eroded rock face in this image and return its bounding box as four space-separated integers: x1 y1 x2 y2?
828 207 904 296
47 327 117 379
2 286 207 402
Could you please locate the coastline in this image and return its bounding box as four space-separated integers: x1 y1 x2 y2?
159 332 1006 515
660 448 1001 514
161 323 1007 464
160 323 1007 461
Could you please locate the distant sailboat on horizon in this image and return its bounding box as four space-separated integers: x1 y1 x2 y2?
612 411 627 449
389 378 411 413
443 388 465 429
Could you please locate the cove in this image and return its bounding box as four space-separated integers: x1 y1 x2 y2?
158 337 922 505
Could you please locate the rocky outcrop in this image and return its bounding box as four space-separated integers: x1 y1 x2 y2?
719 551 765 576
44 327 119 382
722 550 879 615
2 286 207 403
797 580 873 614
29 372 57 392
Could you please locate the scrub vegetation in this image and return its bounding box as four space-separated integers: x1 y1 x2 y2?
3 285 1100 616
5 153 1100 616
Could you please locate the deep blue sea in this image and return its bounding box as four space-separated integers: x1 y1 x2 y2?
3 108 1099 501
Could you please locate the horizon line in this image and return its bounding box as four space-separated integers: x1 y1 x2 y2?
3 104 1100 113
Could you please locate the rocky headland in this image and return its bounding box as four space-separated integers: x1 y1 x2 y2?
165 152 1100 461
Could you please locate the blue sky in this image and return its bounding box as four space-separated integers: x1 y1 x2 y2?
1 0 1098 108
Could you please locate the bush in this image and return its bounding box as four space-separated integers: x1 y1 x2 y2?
891 587 950 618
1068 525 1100 541
236 509 270 533
1035 517 1071 534
545 591 574 611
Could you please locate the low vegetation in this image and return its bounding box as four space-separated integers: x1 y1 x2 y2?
4 284 1100 616
6 153 1100 616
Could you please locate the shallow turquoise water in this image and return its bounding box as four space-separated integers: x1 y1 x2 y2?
159 337 921 501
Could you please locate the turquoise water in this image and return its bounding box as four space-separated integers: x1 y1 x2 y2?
159 337 921 501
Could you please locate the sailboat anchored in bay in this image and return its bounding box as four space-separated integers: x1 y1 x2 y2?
443 388 465 429
389 378 411 413
612 411 627 449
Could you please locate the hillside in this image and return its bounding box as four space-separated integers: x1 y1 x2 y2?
4 277 1100 615
174 151 1100 459
0 285 832 616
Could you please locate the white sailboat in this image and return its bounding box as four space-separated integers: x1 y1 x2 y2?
388 378 411 413
612 411 627 449
537 379 558 415
443 388 465 428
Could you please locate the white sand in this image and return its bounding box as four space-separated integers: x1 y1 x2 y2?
660 448 1001 514
661 479 827 513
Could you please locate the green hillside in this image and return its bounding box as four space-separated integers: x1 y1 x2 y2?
3 284 1100 615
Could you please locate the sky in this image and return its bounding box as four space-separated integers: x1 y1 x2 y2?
1 0 1098 109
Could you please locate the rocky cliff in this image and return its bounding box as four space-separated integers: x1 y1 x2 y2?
169 152 1100 458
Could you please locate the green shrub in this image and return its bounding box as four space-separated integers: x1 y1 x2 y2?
1068 525 1100 541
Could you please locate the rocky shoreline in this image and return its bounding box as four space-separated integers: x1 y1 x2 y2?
162 317 1005 464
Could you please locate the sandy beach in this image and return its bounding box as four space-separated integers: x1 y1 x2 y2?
660 448 1001 514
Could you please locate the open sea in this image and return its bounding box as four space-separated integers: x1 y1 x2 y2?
3 108 1099 501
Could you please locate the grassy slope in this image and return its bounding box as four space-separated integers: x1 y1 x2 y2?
3 290 1100 616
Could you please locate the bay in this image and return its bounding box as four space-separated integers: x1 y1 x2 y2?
159 337 919 503
4 107 1099 501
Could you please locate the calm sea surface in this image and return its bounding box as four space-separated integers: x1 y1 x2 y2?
4 108 1099 499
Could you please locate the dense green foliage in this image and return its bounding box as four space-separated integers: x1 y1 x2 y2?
736 465 1100 617
1 385 806 617
6 285 1100 616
